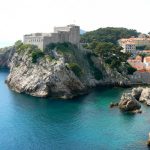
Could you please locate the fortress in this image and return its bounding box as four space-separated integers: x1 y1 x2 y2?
23 25 80 50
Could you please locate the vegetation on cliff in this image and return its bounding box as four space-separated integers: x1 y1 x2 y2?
15 41 85 78
45 42 76 54
86 53 103 80
68 63 83 77
81 28 137 75
85 41 136 75
15 41 47 63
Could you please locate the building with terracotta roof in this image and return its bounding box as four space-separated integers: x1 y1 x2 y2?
141 50 150 53
128 55 144 70
119 35 150 53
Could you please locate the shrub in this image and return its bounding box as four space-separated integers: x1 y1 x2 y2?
126 63 137 75
86 53 103 80
45 42 76 55
15 40 23 49
68 63 82 77
31 51 44 63
45 55 54 62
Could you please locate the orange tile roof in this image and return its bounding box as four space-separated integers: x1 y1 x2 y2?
120 38 150 43
143 50 150 53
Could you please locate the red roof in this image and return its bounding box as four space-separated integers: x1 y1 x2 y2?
143 50 150 53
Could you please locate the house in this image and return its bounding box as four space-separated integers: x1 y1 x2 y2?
127 56 144 70
144 56 150 70
121 41 136 53
119 35 150 53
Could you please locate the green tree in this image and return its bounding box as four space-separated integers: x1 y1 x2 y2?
15 40 23 49
81 27 140 44
68 63 83 77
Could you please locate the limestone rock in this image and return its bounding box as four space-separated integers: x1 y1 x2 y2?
0 46 15 68
119 93 141 112
139 88 150 106
132 109 142 114
147 133 150 147
4 44 134 99
109 102 118 108
131 87 143 100
6 53 88 99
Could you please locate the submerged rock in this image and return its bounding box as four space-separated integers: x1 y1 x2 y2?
109 102 118 108
119 93 141 112
132 109 142 114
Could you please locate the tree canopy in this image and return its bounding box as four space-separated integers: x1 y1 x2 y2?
81 27 140 44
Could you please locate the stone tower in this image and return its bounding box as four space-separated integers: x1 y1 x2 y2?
68 25 80 46
24 25 80 50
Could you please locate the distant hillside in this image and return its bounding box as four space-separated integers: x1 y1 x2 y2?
81 27 140 44
80 29 86 35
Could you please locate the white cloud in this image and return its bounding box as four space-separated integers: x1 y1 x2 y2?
0 0 149 47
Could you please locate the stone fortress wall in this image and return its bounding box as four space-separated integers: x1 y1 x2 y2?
23 25 80 50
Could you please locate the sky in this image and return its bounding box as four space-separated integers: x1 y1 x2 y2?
0 0 150 47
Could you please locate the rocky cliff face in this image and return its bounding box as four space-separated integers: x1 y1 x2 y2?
6 51 89 99
91 56 131 86
3 44 132 99
0 46 15 68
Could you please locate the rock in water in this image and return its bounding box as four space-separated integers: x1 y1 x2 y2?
147 133 150 147
139 88 150 106
131 87 143 100
109 102 118 108
119 93 141 112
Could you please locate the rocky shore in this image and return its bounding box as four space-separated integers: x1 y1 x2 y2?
1 42 134 99
1 43 149 100
132 87 150 106
113 86 150 113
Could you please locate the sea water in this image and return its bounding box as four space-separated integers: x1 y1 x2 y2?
0 69 150 150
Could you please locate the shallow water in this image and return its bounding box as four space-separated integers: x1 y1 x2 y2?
0 69 150 150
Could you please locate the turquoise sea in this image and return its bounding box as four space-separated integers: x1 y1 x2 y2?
0 69 150 150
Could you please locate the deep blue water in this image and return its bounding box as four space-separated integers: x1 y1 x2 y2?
0 69 150 150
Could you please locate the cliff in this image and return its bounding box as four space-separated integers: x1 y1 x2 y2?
0 46 15 68
3 42 132 99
